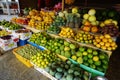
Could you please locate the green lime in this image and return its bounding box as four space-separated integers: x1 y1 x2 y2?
76 51 82 57
102 64 108 70
60 45 64 50
83 62 89 66
79 47 86 52
88 54 93 59
102 60 108 65
90 64 96 69
94 61 101 66
96 67 104 72
93 56 99 61
83 56 88 61
77 57 83 64
87 48 93 54
88 59 93 64
99 54 105 60
93 50 98 55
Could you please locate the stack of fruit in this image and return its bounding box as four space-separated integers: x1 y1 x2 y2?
16 44 41 60
0 20 22 30
29 33 50 47
82 9 99 33
74 31 94 44
93 34 117 51
45 59 90 80
31 50 57 68
59 27 74 38
11 17 29 25
27 9 55 30
99 19 119 37
71 46 109 73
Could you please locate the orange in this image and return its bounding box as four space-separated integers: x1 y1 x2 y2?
96 44 101 48
108 38 113 43
107 47 112 51
105 43 110 47
102 38 108 43
101 46 107 50
100 42 104 46
111 42 116 47
104 34 111 39
99 35 104 39
96 39 101 43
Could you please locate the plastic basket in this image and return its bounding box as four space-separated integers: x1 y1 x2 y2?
27 41 46 50
69 58 105 77
18 39 28 46
12 45 33 68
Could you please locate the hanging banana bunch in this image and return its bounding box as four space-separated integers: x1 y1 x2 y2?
65 0 75 5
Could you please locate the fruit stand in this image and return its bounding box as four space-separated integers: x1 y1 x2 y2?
0 5 120 80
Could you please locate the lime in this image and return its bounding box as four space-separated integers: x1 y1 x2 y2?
88 59 93 64
83 51 88 56
102 64 108 70
96 67 104 72
83 62 89 66
99 54 105 60
60 51 65 56
60 45 64 50
55 49 61 54
90 64 96 69
93 50 98 55
76 51 82 57
69 43 76 50
64 46 70 51
87 48 93 54
88 54 93 59
93 56 99 61
79 47 85 52
83 56 88 61
77 57 83 64
102 60 108 65
71 55 77 61
94 61 101 66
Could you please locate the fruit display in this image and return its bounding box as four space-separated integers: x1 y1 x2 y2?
0 20 22 30
45 59 90 80
93 34 117 51
71 46 109 73
29 33 77 58
99 24 119 37
0 30 11 37
0 35 12 40
74 31 94 44
16 44 41 60
59 27 75 38
82 9 99 33
31 50 57 68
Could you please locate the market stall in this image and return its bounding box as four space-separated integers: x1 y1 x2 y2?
0 2 120 79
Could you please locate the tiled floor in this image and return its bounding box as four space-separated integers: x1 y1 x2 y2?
0 51 50 80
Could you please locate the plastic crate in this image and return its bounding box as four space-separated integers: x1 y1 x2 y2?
69 58 105 77
18 39 28 46
27 41 46 50
12 45 33 68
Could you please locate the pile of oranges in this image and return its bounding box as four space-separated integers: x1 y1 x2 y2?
93 34 117 51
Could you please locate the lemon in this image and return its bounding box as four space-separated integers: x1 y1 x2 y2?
100 42 104 46
107 47 112 51
105 43 110 47
93 56 99 61
102 38 108 43
101 46 106 50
